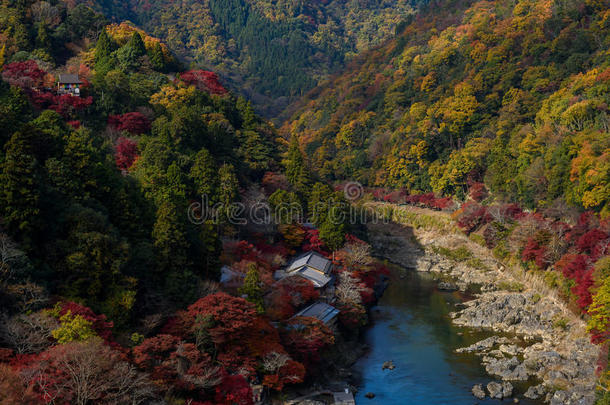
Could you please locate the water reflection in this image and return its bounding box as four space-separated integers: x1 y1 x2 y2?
352 265 543 404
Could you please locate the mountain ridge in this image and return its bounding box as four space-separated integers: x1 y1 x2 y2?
281 0 610 217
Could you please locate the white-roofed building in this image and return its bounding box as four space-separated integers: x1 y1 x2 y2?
283 251 333 288
292 301 340 326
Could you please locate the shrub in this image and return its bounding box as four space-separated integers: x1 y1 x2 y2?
108 112 151 134
179 70 227 95
497 281 524 292
115 137 139 170
469 182 488 202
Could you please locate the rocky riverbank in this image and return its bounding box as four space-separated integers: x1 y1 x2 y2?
366 212 599 405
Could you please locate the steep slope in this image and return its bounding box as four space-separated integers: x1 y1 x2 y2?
282 0 610 217
0 3 360 404
0 0 278 323
78 0 425 116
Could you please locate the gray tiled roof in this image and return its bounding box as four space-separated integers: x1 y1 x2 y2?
58 74 81 84
287 251 332 274
293 301 339 324
295 266 331 288
333 391 355 404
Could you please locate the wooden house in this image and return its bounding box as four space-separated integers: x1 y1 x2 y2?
292 301 340 328
282 251 333 288
57 74 82 96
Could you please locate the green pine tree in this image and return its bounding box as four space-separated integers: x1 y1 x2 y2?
128 32 147 58
218 163 239 223
318 206 346 252
190 148 218 201
94 28 114 63
0 129 42 247
236 96 256 128
285 135 309 191
239 263 264 313
149 41 165 71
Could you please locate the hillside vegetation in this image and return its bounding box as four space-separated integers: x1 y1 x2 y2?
0 1 380 403
80 0 425 115
283 0 610 218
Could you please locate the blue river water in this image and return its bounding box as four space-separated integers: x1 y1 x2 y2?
352 265 544 404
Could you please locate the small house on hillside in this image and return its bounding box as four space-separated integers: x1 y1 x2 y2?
220 265 245 288
57 74 82 96
333 390 356 405
282 251 333 288
292 301 339 327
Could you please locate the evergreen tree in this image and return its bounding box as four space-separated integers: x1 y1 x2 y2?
190 148 218 201
129 32 147 58
318 206 345 252
218 163 239 223
35 23 50 51
285 135 309 192
238 263 264 313
94 28 114 63
238 129 275 175
164 162 187 204
149 42 165 71
236 96 256 129
0 129 42 247
307 182 334 226
152 200 189 272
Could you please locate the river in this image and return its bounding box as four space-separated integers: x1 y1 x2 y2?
352 264 544 404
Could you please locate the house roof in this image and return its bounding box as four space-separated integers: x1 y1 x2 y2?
293 301 339 324
58 74 81 84
287 251 332 274
220 265 244 284
333 391 355 404
294 266 332 288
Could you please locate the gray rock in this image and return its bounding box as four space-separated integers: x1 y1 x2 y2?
550 390 569 405
456 336 510 353
487 381 513 399
487 382 503 399
502 381 514 398
484 356 529 381
382 360 395 370
524 384 545 400
472 384 485 399
499 344 521 356
438 281 458 291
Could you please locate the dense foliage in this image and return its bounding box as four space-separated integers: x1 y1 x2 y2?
0 0 276 343
283 0 610 218
82 0 427 116
0 2 390 403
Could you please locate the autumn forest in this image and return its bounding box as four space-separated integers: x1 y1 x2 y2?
0 0 609 404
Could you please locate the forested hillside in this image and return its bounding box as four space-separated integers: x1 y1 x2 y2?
282 2 610 399
0 0 279 317
0 1 379 403
77 0 424 116
283 0 609 218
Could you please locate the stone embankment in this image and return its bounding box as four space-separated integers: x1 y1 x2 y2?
366 204 598 405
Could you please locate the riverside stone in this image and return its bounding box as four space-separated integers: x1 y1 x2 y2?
524 384 545 400
472 384 486 399
487 381 513 399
